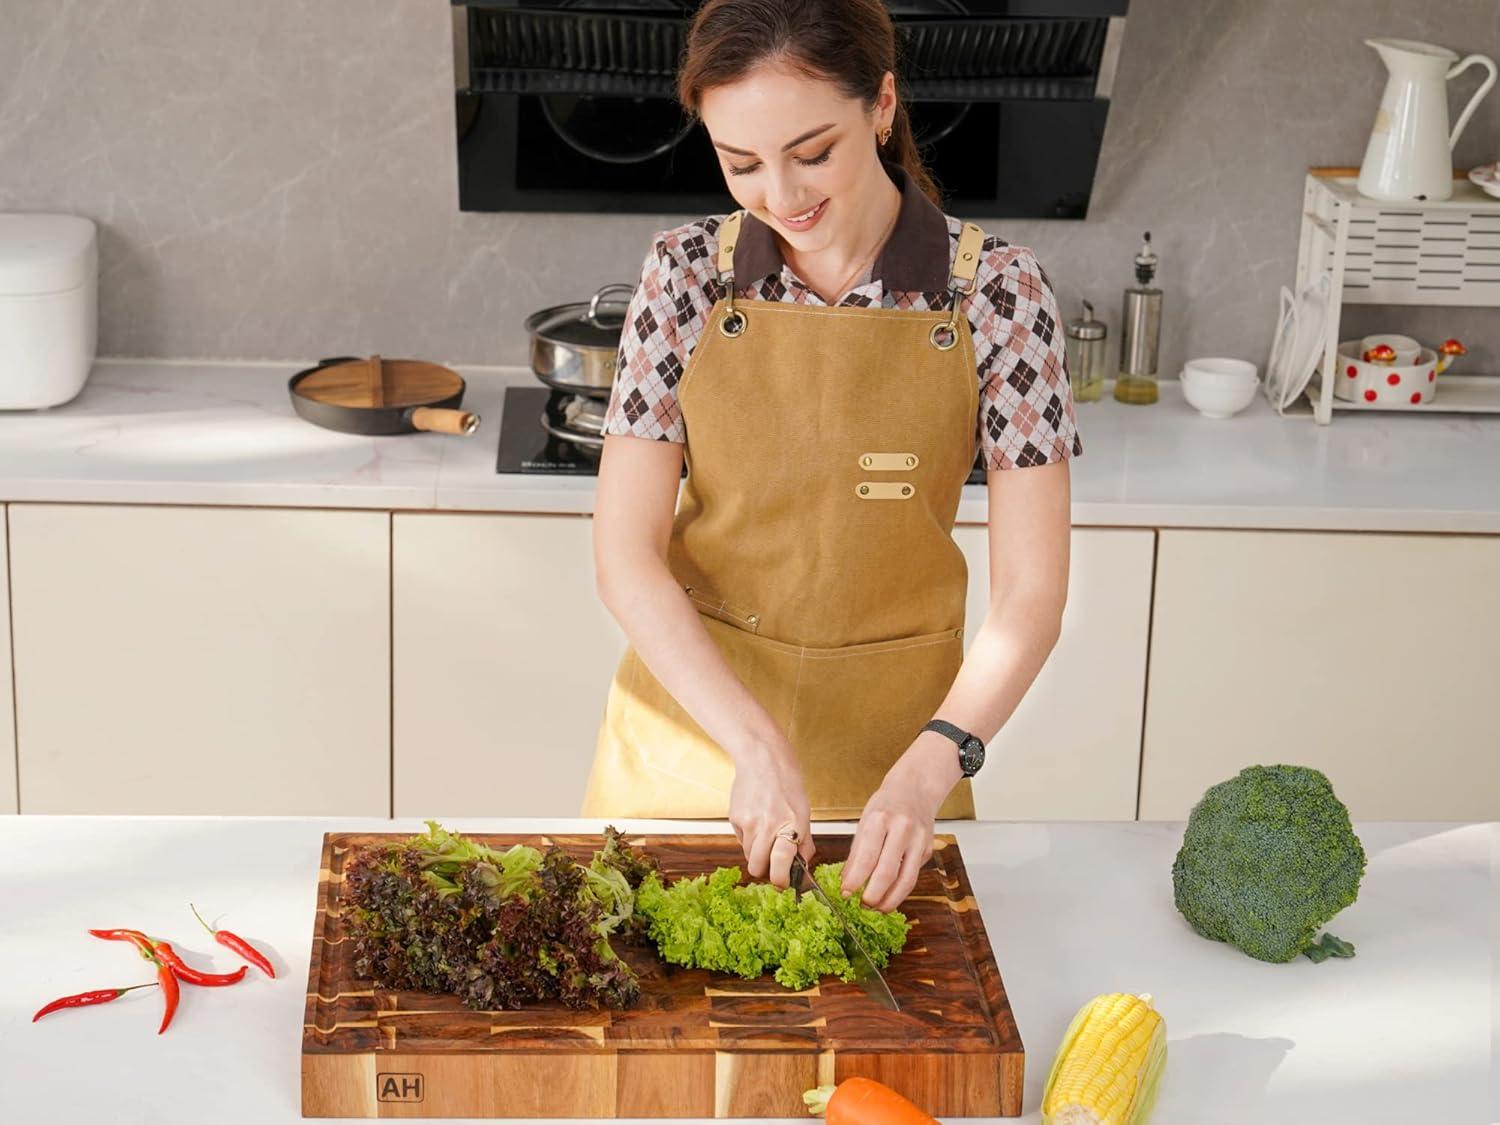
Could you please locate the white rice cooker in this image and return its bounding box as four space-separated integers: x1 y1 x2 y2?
0 213 98 409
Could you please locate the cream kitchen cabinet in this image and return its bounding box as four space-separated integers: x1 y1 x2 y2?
392 512 627 819
8 504 390 815
1139 529 1500 821
1 508 15 815
954 526 1154 820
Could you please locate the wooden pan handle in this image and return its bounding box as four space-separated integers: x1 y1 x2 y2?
410 407 480 435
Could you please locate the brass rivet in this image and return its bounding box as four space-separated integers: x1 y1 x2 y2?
905 456 915 467
726 243 734 252
684 586 694 595
859 484 869 496
902 485 912 496
861 455 872 467
962 251 973 260
747 615 759 626
955 628 964 639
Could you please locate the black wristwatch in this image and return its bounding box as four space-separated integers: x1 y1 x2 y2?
921 719 986 778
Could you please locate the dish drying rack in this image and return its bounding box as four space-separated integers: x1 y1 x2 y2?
1288 168 1500 424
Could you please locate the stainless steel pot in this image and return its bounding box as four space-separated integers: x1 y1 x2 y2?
524 282 634 400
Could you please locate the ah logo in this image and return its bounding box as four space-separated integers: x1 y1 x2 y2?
376 1072 424 1102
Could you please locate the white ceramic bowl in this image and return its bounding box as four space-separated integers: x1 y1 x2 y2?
1181 357 1258 418
1470 161 1500 200
1333 339 1439 405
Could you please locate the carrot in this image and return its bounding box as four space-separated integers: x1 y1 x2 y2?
803 1077 938 1124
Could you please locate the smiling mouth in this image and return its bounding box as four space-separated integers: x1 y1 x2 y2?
778 199 827 224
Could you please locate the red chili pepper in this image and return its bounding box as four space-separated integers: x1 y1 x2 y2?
33 982 158 1022
190 903 276 979
88 927 180 1032
88 927 156 956
154 956 180 1034
151 940 247 987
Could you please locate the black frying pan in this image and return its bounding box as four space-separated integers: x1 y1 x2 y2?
289 355 481 436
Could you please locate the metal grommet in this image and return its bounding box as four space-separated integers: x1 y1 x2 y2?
858 484 870 496
929 322 957 350
719 309 747 338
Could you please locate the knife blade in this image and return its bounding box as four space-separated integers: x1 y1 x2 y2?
788 855 899 1012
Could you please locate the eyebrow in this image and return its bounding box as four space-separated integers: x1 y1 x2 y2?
711 123 836 157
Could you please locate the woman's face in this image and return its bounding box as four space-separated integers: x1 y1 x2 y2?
699 62 895 254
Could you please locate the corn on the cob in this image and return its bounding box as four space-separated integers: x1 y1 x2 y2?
1041 992 1166 1125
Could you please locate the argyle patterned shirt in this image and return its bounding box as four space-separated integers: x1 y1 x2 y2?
602 165 1082 472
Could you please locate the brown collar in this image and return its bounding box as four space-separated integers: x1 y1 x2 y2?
731 159 951 291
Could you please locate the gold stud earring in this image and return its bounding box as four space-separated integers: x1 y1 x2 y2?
879 126 892 145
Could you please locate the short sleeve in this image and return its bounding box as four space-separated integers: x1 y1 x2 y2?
601 234 688 443
971 245 1082 470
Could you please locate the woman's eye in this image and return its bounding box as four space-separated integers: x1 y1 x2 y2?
726 145 834 177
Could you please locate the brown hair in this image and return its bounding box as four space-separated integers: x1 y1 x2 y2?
675 0 941 207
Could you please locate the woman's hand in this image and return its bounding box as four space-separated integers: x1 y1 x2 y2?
729 739 815 890
841 734 957 912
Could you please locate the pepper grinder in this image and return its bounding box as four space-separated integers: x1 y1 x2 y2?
1114 232 1162 405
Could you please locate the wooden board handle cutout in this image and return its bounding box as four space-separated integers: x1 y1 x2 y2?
410 407 480 435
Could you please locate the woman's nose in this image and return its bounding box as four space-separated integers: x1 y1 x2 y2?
763 168 806 216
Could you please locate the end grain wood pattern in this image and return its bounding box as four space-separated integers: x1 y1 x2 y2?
302 832 1023 1118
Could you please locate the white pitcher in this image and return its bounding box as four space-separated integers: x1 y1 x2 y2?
1357 38 1496 202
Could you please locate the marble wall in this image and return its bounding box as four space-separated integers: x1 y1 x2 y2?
3 0 1497 377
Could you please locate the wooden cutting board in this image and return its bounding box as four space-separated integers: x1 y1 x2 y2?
302 831 1024 1118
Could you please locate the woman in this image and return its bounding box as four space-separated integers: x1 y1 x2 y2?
580 0 1079 914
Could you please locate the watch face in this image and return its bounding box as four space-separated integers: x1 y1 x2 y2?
959 737 985 774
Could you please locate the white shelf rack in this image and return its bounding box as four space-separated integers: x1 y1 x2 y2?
1292 169 1500 424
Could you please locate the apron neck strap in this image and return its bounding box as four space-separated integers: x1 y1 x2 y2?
949 221 985 296
717 210 746 283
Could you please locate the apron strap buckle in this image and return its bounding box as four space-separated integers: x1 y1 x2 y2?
716 209 749 339
931 222 985 351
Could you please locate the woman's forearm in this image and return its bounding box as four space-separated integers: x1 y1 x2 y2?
900 589 1065 805
598 555 789 767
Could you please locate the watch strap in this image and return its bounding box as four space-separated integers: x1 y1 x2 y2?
922 719 969 745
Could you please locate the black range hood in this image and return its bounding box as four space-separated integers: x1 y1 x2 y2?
452 0 1128 219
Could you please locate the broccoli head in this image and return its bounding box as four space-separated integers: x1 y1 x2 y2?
1171 764 1366 964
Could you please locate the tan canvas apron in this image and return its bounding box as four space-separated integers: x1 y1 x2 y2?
580 209 987 821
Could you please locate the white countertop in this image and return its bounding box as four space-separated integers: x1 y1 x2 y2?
1 359 1498 531
0 815 1492 1124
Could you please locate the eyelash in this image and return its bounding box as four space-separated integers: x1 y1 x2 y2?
727 145 834 177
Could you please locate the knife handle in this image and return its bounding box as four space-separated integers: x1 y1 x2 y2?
788 855 808 893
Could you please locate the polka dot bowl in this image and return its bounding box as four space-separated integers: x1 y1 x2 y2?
1332 340 1439 406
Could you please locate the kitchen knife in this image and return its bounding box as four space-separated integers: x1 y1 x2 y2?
788 854 899 1012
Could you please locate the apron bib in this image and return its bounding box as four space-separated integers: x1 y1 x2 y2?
581 210 986 821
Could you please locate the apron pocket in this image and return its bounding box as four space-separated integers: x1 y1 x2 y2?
789 627 968 818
